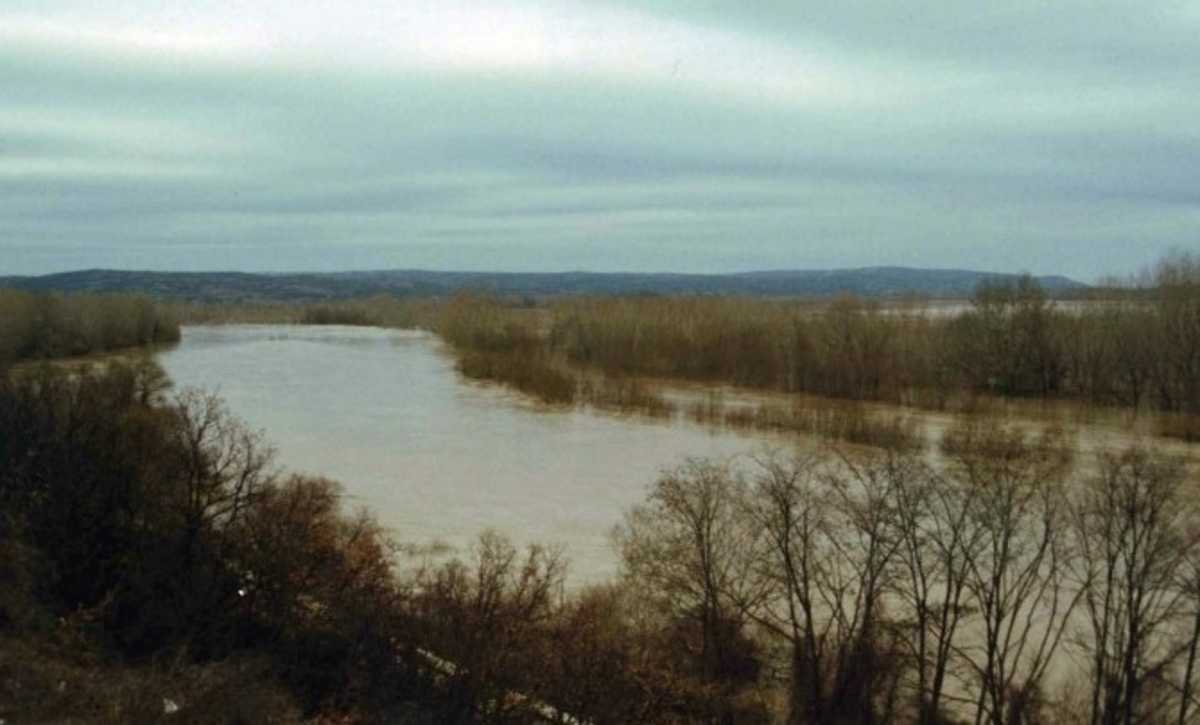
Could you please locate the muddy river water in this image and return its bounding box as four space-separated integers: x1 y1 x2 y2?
158 325 790 582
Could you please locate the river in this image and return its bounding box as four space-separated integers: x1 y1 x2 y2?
157 325 786 583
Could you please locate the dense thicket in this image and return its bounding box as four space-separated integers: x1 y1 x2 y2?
0 289 180 364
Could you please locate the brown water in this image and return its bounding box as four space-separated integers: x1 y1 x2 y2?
157 325 787 583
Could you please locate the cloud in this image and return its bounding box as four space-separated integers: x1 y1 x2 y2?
1 0 1197 278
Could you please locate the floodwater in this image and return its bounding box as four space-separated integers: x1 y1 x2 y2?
157 325 786 583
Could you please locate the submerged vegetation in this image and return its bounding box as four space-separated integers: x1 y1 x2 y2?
108 250 1200 443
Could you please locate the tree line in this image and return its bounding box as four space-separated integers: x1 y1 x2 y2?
164 294 436 328
433 252 1200 431
0 289 181 364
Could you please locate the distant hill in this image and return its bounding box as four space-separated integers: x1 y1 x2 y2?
0 267 1088 303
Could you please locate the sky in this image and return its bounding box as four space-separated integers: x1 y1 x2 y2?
2 1 1197 280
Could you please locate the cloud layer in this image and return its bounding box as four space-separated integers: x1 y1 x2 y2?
2 0 1197 278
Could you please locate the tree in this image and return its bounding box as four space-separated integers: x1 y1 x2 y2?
233 475 407 713
614 459 763 695
738 451 830 723
1070 446 1196 725
738 449 912 724
942 420 1078 725
1152 252 1200 413
889 449 983 724
412 531 566 723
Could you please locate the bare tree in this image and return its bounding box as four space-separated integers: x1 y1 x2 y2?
1178 527 1200 725
1108 306 1157 410
167 389 275 543
1071 446 1196 725
614 458 763 688
942 420 1078 725
889 448 986 723
160 389 276 645
413 530 567 722
738 448 910 724
738 451 830 723
1152 251 1200 413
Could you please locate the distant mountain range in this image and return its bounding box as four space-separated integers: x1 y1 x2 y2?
0 267 1088 302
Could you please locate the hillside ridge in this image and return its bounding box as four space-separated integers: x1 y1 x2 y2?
0 266 1088 302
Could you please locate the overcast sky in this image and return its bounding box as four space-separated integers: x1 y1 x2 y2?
2 1 1197 279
